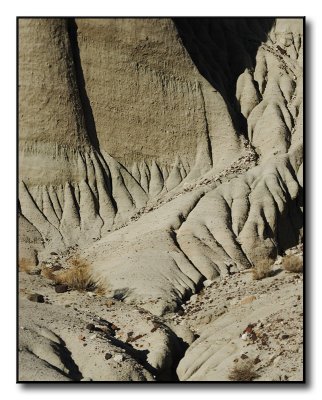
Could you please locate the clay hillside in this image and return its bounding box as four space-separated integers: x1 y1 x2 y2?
18 18 303 382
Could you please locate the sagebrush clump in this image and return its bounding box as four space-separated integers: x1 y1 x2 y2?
55 257 96 291
283 254 303 273
228 361 259 381
19 257 34 273
252 259 272 280
42 255 106 294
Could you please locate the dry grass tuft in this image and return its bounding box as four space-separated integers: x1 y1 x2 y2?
252 259 272 280
19 258 35 273
228 361 259 381
95 281 107 296
41 255 106 294
18 257 36 274
54 256 96 291
41 266 56 280
283 254 303 273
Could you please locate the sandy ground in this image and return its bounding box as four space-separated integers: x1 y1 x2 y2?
174 253 303 381
18 246 303 382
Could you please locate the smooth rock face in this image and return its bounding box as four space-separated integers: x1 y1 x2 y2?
18 17 260 252
18 18 303 381
75 18 207 168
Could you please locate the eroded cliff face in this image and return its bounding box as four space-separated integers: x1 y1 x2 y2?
19 18 303 314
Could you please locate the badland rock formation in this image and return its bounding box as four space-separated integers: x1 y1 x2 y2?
18 18 303 381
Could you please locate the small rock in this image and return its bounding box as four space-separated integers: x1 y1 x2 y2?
100 326 114 335
243 324 255 334
28 269 41 275
127 334 144 343
105 299 115 307
200 315 212 324
254 356 261 364
27 293 45 303
240 354 248 360
105 353 112 360
55 284 68 293
113 354 123 362
51 265 62 272
285 249 296 256
203 280 213 288
189 294 198 304
111 324 120 331
273 355 282 365
151 322 161 332
86 323 96 331
241 333 248 341
281 334 290 340
90 334 97 340
274 256 283 265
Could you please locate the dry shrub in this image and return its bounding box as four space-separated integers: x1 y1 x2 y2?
95 282 107 296
283 254 303 273
42 255 106 294
252 259 272 280
228 361 259 381
19 258 34 273
41 266 56 280
55 256 96 291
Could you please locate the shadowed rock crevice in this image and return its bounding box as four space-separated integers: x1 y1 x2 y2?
67 18 100 150
56 338 83 381
173 17 276 137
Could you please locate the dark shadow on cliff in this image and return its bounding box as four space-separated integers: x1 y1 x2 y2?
173 17 275 137
67 18 119 212
67 18 100 150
